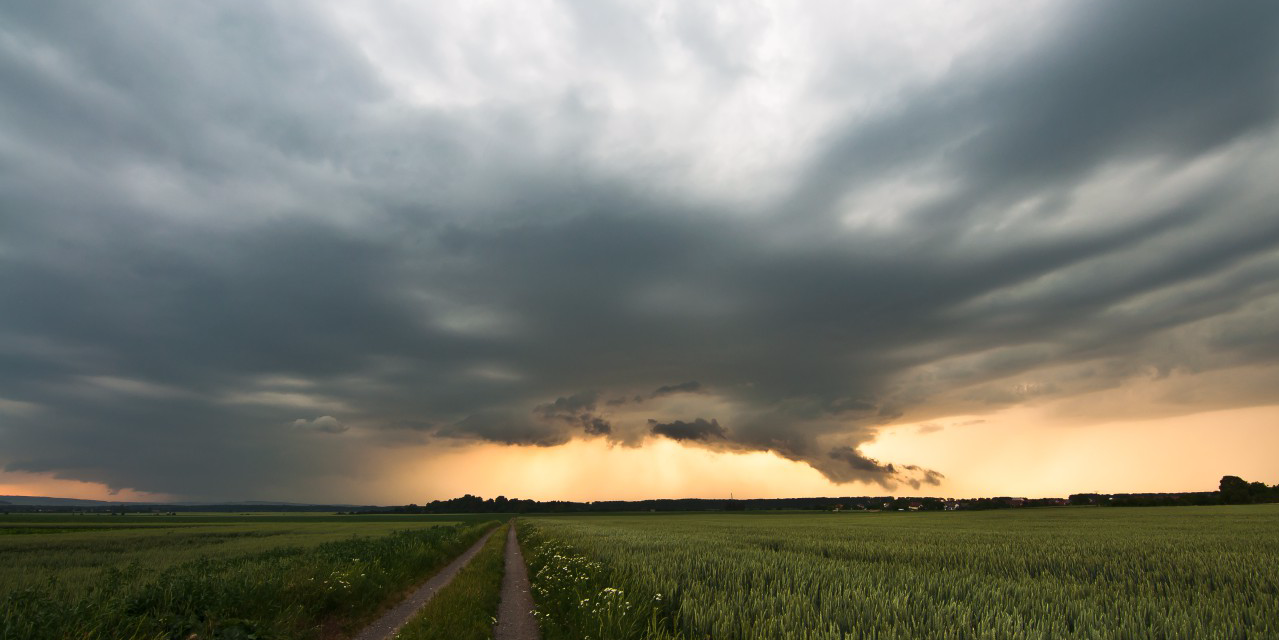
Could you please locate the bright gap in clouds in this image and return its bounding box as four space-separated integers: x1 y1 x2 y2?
865 404 1279 499
0 471 175 503
391 438 839 503
323 0 1063 207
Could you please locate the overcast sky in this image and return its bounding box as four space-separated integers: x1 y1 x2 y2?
2 1 1278 502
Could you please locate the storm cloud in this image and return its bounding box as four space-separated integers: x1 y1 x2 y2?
534 391 613 436
1 1 1278 499
650 382 703 398
649 418 728 442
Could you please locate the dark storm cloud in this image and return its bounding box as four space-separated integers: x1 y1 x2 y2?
822 449 945 490
581 416 612 436
439 411 571 448
827 447 897 475
535 391 613 436
650 381 702 398
649 418 727 442
1 1 1278 498
535 391 600 418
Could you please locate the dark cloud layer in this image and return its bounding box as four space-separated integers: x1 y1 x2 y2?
649 418 727 442
650 381 703 398
1 1 1277 499
534 391 612 436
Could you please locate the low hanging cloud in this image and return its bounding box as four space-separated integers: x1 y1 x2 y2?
534 391 613 436
824 447 945 490
438 411 571 448
645 415 945 488
649 418 728 442
649 381 703 398
291 416 348 434
0 2 1277 500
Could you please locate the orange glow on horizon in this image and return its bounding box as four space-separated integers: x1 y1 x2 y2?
378 404 1279 504
0 471 175 503
864 403 1279 498
384 438 845 503
5 404 1276 505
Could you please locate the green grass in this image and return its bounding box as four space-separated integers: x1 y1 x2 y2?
395 522 510 640
0 513 485 597
0 513 500 640
522 505 1279 639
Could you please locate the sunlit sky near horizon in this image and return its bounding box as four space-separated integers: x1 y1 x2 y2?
1 1 1278 504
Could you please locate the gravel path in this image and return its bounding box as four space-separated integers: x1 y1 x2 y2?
351 527 498 640
494 522 541 640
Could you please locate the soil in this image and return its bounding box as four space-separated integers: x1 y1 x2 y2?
494 523 540 640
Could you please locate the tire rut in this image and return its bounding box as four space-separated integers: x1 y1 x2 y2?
350 527 498 640
494 522 540 640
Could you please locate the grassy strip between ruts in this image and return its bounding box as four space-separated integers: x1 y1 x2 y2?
1 521 497 640
394 522 510 640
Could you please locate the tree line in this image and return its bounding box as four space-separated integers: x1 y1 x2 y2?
6 475 1273 515
365 475 1278 515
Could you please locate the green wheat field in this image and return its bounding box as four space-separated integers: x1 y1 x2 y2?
522 506 1279 640
3 506 1277 639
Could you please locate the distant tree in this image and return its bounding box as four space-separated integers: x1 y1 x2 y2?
1069 493 1103 506
1220 476 1251 504
1248 482 1269 502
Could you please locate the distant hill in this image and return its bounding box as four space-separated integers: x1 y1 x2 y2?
0 495 126 507
226 500 362 507
0 495 368 510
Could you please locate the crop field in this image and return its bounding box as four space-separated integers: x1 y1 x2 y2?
521 505 1279 639
0 512 493 595
0 512 499 640
4 506 1276 639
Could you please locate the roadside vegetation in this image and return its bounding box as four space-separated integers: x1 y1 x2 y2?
0 515 497 640
395 522 509 640
523 505 1279 639
520 524 683 640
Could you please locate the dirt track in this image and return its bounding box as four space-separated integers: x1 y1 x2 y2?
350 527 497 640
494 522 540 640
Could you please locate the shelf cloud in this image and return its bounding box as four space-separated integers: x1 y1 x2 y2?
1 1 1277 499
